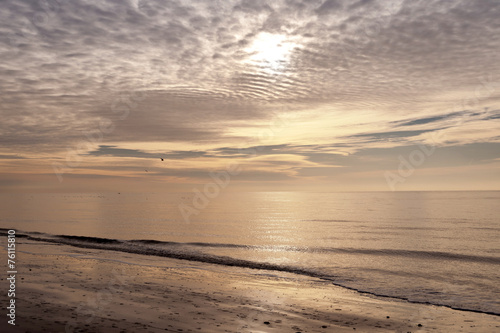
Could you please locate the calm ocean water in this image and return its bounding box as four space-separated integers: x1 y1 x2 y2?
1 191 499 315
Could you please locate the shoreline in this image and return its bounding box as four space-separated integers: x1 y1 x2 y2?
0 240 499 332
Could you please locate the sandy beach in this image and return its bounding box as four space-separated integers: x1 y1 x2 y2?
0 239 499 333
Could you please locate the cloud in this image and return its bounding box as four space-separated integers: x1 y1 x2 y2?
347 129 439 140
315 0 343 15
1 0 499 190
87 145 158 159
87 145 208 159
391 110 489 127
484 109 500 120
153 167 293 181
86 140 500 172
0 154 26 159
393 111 467 127
214 144 290 157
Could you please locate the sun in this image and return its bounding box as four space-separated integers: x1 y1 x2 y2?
245 32 298 72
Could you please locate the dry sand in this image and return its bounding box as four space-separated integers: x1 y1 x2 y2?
0 240 499 333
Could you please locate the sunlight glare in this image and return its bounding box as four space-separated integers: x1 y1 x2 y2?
245 32 298 71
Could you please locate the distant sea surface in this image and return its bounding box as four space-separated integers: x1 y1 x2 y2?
1 191 499 315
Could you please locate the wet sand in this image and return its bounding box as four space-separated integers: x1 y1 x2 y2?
0 240 499 332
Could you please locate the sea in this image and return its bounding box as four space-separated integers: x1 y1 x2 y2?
1 191 499 316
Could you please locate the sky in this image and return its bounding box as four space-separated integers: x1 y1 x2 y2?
0 0 499 193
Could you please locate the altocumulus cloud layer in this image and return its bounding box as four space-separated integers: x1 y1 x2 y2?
0 0 499 191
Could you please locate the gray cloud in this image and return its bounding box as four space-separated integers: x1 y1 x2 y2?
0 0 499 182
347 129 440 140
152 168 293 182
483 109 500 120
0 155 26 159
315 0 343 15
392 111 471 127
214 144 291 157
87 143 297 160
86 140 500 174
87 145 208 160
87 145 159 159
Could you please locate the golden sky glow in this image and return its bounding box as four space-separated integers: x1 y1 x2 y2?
0 0 499 192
